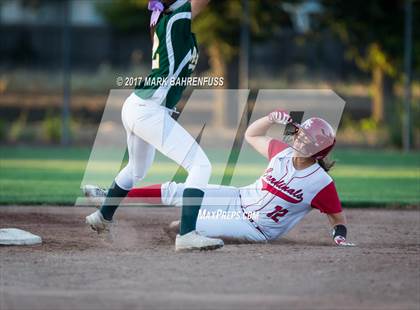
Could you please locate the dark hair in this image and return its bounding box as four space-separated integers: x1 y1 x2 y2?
317 157 335 172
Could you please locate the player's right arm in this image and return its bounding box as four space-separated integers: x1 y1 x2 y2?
245 116 273 159
191 0 210 19
245 110 291 159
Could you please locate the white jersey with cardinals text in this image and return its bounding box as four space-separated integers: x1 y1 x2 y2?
239 140 342 241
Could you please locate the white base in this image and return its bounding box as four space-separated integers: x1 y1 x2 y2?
0 228 42 245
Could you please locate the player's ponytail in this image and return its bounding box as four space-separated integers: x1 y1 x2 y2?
317 157 335 172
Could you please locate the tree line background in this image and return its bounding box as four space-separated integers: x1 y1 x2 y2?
0 0 418 148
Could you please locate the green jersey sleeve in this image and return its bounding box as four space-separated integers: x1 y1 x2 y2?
134 2 198 109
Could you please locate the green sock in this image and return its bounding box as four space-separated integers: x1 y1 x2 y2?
100 181 129 221
179 188 204 235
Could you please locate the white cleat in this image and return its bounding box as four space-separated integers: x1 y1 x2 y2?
85 210 112 234
82 185 107 208
175 230 224 252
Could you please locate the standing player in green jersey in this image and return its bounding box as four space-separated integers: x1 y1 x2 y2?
86 0 224 252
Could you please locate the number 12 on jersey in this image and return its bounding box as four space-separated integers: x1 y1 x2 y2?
267 206 289 223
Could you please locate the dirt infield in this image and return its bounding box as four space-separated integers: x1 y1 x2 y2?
1 206 419 310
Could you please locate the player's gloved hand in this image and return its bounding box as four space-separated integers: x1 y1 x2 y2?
268 110 292 125
333 235 356 247
331 224 356 247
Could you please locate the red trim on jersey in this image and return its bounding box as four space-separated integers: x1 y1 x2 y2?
268 139 288 160
252 194 276 213
242 191 270 210
287 166 321 180
310 182 342 214
126 184 162 204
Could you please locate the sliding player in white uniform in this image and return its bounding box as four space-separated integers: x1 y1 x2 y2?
84 111 355 246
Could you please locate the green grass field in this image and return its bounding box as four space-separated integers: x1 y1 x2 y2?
0 146 419 206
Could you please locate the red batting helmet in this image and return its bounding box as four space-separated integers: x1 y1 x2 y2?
291 117 336 160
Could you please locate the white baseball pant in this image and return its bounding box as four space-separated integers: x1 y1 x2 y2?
162 182 267 243
115 93 212 191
